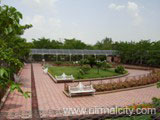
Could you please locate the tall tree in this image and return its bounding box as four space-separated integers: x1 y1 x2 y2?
63 38 88 49
94 37 113 50
32 37 63 49
0 5 32 97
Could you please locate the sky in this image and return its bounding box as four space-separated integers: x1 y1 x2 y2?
1 0 160 44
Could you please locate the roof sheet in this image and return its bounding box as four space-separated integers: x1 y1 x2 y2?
30 49 117 55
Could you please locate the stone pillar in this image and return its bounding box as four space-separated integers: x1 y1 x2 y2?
106 54 107 62
69 54 72 62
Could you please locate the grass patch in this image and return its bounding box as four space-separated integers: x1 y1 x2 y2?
48 66 122 80
108 115 152 120
110 113 160 120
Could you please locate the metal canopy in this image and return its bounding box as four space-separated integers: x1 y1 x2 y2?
30 49 117 56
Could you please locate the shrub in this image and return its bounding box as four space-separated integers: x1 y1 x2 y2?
77 72 84 79
152 97 160 108
79 59 88 66
157 81 160 88
115 65 126 74
96 62 104 74
102 62 112 70
81 65 91 74
55 61 62 66
79 69 85 75
88 56 97 68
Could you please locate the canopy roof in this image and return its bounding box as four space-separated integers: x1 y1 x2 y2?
30 49 117 56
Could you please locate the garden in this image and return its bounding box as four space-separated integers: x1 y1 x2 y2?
47 57 127 80
1 1 160 120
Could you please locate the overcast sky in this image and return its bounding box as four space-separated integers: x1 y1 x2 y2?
2 0 160 44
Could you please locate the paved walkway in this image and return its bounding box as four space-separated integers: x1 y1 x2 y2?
0 64 32 119
0 63 160 119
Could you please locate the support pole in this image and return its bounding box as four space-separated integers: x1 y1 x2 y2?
69 54 72 62
56 54 58 62
94 54 96 59
42 54 44 59
82 54 84 59
106 54 108 62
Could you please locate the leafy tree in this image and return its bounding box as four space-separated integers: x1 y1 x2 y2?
0 5 32 39
87 56 97 68
0 5 32 98
94 37 113 50
32 37 63 49
63 38 88 49
96 62 103 74
5 36 31 61
113 40 160 67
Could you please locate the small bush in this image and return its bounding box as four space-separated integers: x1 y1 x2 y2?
79 59 88 66
102 62 112 70
115 65 126 74
88 56 97 68
77 72 84 79
79 69 85 75
55 61 62 66
81 65 91 74
152 97 160 108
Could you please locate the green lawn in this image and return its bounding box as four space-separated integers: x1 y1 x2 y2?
107 113 160 120
48 66 122 80
110 115 152 120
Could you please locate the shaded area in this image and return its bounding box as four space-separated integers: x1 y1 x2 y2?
31 64 40 119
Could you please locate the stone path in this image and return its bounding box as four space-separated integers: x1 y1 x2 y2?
0 63 160 119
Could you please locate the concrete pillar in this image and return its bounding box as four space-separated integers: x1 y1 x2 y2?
69 54 72 62
106 54 108 62
107 56 112 63
94 54 97 59
56 54 58 61
82 54 84 59
42 54 44 59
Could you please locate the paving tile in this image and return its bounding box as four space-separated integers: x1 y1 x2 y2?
33 64 160 117
1 63 160 119
0 64 32 119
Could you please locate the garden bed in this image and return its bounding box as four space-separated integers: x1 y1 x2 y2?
93 70 160 93
95 83 156 95
48 66 126 81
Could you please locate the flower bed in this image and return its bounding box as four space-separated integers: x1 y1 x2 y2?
93 70 160 92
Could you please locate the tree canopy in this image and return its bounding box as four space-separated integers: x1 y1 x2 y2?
0 5 32 98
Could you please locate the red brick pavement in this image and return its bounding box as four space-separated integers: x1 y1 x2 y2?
33 64 160 118
0 63 160 119
0 64 32 119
